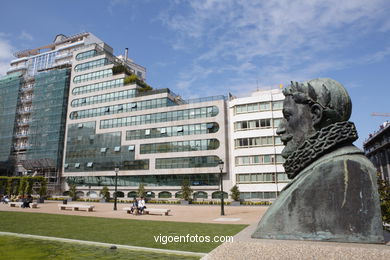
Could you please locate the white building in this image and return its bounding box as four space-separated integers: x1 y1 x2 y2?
228 89 288 201
62 44 229 200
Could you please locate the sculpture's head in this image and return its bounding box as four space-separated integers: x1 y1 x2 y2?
277 78 352 159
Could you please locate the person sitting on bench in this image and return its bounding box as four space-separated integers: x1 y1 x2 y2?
138 197 146 214
22 195 33 208
130 198 138 214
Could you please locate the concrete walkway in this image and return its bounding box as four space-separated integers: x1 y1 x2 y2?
0 231 206 257
203 221 390 260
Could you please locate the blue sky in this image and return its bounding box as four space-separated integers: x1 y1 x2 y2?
0 0 389 148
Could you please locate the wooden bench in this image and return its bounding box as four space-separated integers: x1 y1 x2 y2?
9 202 38 208
58 204 94 212
144 208 171 216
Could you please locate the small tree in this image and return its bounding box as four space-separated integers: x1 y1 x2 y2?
137 183 146 198
69 184 77 200
181 180 193 201
100 186 110 201
39 178 47 198
377 172 390 231
230 185 240 201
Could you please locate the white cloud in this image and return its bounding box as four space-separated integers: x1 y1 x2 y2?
0 36 14 76
19 31 33 41
159 0 390 95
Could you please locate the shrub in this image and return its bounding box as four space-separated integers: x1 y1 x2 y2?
377 172 390 231
68 184 77 200
137 183 146 198
230 185 240 201
100 186 110 201
180 180 193 201
124 74 138 85
112 64 131 75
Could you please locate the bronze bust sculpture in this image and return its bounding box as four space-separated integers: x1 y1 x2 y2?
252 78 384 243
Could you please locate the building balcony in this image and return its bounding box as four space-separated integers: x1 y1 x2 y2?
21 97 33 103
17 120 31 126
14 144 31 151
7 64 27 73
55 52 73 60
21 85 34 93
15 132 29 137
18 109 32 115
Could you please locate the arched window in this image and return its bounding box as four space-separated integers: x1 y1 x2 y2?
194 191 208 199
211 191 228 199
175 191 182 198
115 191 125 198
146 191 155 198
158 191 172 198
86 191 98 198
75 191 85 198
127 191 137 198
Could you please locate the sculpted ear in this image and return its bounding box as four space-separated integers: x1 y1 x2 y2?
311 104 323 126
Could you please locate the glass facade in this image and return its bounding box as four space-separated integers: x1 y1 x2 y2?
76 49 98 61
140 139 220 154
236 172 289 183
27 51 57 76
234 136 282 148
156 156 220 169
272 100 283 110
70 98 176 119
126 122 219 140
273 118 283 128
71 89 137 107
100 106 219 129
235 154 285 166
65 121 148 172
74 58 111 72
26 69 71 170
66 173 219 186
235 100 283 114
0 74 22 161
73 69 112 84
234 118 280 131
241 191 277 200
72 78 124 95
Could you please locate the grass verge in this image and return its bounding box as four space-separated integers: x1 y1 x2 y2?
0 211 246 253
0 235 199 260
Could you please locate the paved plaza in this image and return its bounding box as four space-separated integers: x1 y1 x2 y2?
1 200 390 259
0 200 266 225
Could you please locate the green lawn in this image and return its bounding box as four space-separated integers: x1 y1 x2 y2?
0 211 246 253
0 235 199 260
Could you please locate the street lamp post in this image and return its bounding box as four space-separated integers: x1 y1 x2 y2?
218 160 225 216
113 168 119 211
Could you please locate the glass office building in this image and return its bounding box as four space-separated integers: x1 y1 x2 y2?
63 43 229 199
0 33 114 192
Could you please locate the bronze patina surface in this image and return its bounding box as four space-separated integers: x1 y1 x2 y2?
252 78 384 243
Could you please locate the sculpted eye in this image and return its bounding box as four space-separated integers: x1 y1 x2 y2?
283 111 291 121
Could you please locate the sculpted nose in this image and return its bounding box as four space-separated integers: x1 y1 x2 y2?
276 120 286 136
